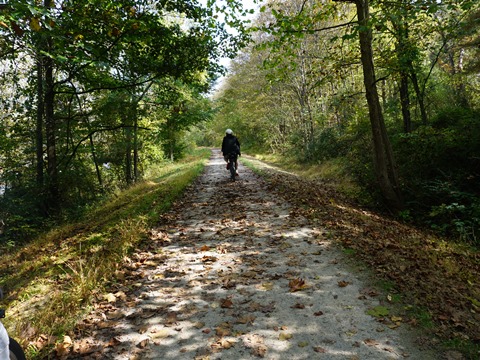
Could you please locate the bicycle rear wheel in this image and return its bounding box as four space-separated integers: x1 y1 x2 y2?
229 160 236 181
9 337 26 360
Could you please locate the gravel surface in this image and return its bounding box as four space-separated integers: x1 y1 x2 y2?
71 150 440 360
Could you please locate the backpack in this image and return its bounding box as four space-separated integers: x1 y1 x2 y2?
224 136 239 154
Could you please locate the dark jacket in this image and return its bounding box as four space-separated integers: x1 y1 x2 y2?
222 134 241 155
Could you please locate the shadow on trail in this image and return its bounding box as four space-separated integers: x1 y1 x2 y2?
68 150 436 360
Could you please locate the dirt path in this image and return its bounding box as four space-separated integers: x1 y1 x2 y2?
70 150 439 359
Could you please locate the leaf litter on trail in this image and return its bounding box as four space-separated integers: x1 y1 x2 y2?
244 333 267 357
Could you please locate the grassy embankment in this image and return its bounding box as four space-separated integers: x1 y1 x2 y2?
0 148 211 359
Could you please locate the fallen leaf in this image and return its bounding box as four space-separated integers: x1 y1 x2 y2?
279 332 293 341
221 298 234 308
201 255 217 263
137 338 149 348
150 329 170 339
364 338 379 346
237 315 256 325
104 293 117 303
261 282 274 290
288 278 308 292
338 280 350 287
165 311 178 325
244 334 267 358
313 346 327 353
213 338 236 350
291 303 305 309
215 325 231 337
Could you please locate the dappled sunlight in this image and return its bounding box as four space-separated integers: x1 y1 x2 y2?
64 150 436 359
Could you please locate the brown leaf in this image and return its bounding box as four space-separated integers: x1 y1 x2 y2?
221 298 234 308
291 303 305 309
364 338 379 346
288 278 307 292
338 280 350 287
165 311 178 325
137 338 149 348
215 326 231 337
213 338 236 350
313 346 327 353
201 255 218 263
236 315 256 325
314 311 324 316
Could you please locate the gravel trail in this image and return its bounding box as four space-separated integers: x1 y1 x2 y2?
72 150 439 360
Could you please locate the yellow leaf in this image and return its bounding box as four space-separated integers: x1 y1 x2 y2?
279 332 293 341
104 293 116 303
150 329 170 339
262 282 274 290
30 17 41 32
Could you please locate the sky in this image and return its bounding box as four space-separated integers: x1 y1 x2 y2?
207 0 260 91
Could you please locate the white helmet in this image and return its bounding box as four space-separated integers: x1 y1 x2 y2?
226 129 233 134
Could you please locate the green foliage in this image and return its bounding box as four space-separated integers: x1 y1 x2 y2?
393 107 480 243
305 127 349 162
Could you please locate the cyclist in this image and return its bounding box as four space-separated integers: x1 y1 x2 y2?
221 129 241 175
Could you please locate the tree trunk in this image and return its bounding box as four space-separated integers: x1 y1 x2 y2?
354 0 403 210
89 134 103 190
44 39 59 208
133 104 139 182
399 72 412 133
395 22 412 133
409 70 428 125
36 55 44 187
125 125 133 185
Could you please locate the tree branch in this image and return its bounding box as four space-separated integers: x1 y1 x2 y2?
60 124 151 171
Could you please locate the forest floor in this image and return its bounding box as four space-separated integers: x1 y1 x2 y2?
53 149 478 360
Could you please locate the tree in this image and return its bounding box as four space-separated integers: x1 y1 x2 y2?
0 0 248 211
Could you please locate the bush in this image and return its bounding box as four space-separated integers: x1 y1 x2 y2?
393 107 480 244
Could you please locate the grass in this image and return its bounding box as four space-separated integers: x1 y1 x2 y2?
0 148 211 359
247 153 363 200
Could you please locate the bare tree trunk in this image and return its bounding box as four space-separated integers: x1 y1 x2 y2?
354 0 403 210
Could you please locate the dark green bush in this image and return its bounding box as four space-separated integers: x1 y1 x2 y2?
393 107 480 244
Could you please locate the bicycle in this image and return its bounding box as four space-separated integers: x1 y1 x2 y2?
227 152 238 181
0 289 26 360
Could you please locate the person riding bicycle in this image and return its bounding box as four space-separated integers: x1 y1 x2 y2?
221 129 241 175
